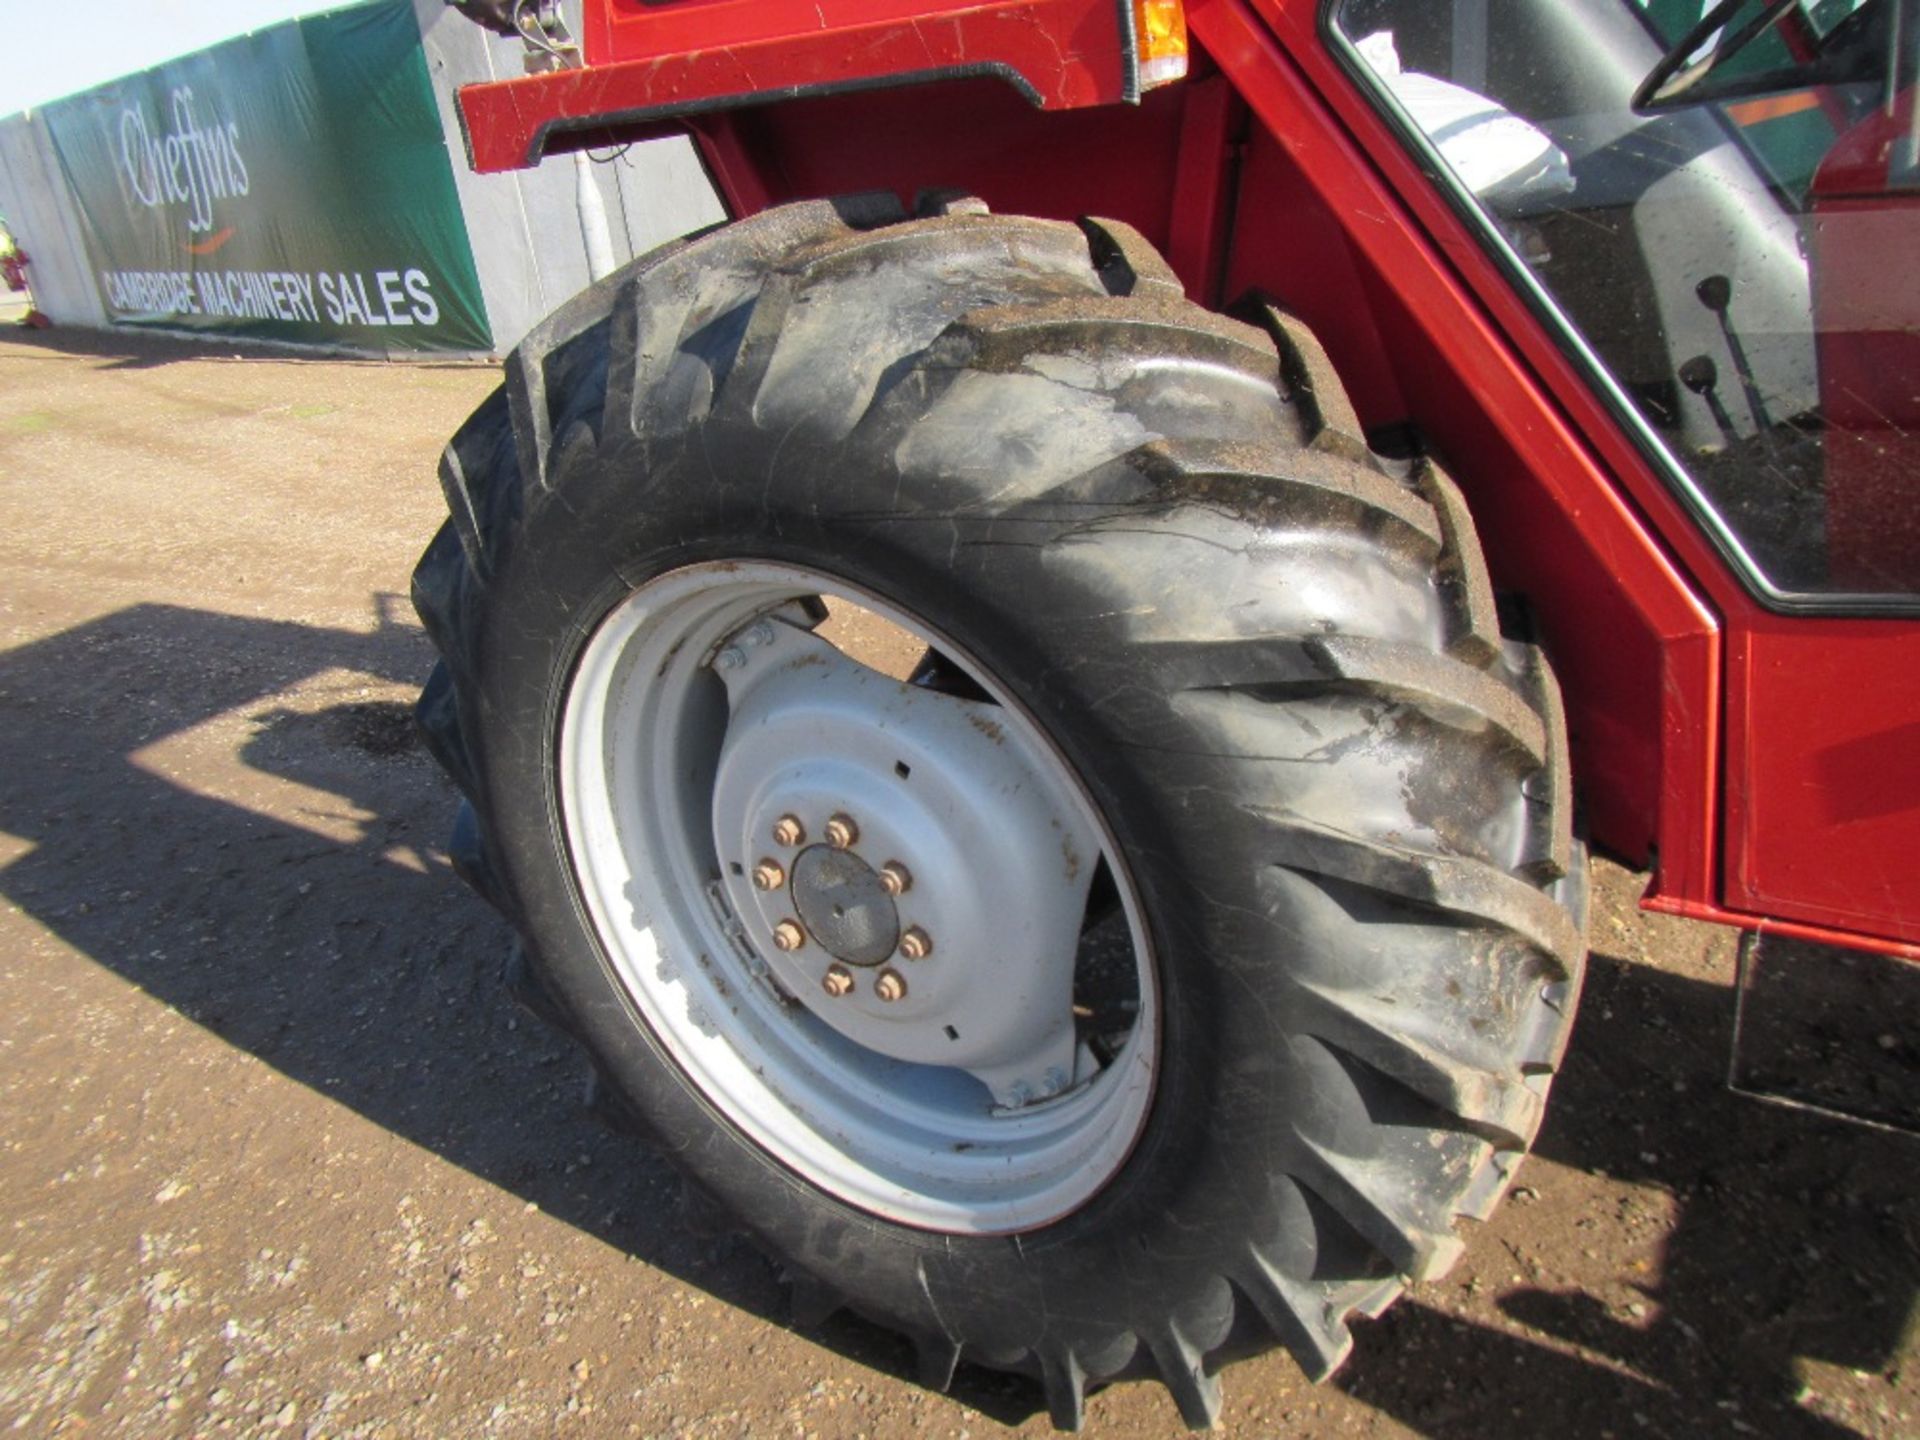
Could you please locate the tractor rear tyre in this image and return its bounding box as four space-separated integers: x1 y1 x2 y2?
411 196 1586 1429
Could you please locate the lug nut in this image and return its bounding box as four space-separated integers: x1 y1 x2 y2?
824 813 859 849
874 969 907 1003
752 859 786 891
878 862 912 897
772 815 805 847
822 965 854 997
772 920 806 952
899 927 932 961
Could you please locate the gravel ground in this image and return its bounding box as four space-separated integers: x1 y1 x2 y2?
0 326 1914 1438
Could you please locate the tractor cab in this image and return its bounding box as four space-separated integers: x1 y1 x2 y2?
1340 0 1918 597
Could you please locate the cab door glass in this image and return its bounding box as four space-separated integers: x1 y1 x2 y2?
1334 0 1920 604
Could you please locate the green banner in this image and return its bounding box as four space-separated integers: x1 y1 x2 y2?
41 0 490 351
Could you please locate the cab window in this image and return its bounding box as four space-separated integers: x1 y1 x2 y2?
1335 0 1920 603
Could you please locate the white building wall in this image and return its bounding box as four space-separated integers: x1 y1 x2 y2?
410 0 727 354
0 110 107 328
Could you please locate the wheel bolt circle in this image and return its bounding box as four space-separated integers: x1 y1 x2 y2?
772 816 805 847
874 969 907 1003
772 920 806 952
821 965 854 997
825 813 859 849
878 862 912 897
752 859 785 891
899 927 932 961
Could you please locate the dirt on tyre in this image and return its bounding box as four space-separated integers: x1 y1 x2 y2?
411 194 1587 1429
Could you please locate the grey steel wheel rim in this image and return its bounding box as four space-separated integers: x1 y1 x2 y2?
557 561 1159 1233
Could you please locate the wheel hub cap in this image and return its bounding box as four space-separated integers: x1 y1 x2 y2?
710 611 1095 1107
790 845 899 966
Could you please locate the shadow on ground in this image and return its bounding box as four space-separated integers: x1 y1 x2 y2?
1338 941 1917 1437
0 598 1037 1426
0 599 1912 1432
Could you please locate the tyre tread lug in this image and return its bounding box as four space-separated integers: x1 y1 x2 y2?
1247 300 1371 462
1169 633 1546 770
1228 1258 1355 1382
1078 214 1189 301
1292 981 1545 1149
1293 1138 1466 1284
913 1332 963 1393
1417 460 1503 666
782 1268 845 1329
1144 1322 1223 1431
944 294 1279 386
1517 644 1576 881
1258 826 1583 979
1130 434 1445 558
413 662 476 798
1039 1345 1088 1431
502 939 566 1030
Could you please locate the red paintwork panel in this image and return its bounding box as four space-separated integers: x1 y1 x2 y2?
1811 96 1920 591
1161 76 1241 303
457 0 1136 171
1731 90 1920 945
694 80 1189 252
1728 621 1920 948
585 0 1115 67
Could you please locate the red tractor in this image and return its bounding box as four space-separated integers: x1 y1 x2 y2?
419 0 1918 1426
